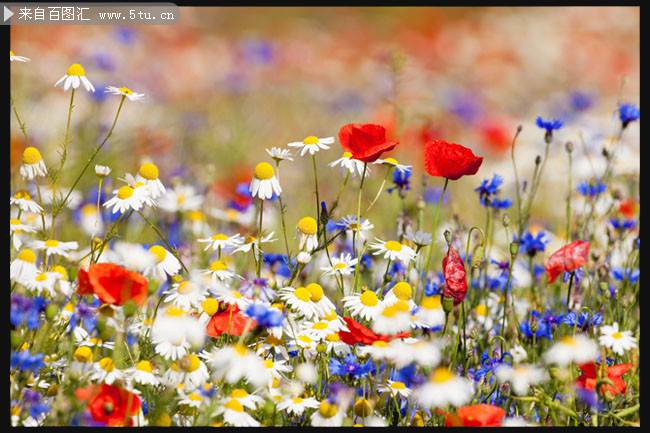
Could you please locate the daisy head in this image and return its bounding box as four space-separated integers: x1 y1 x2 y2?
105 86 145 101
342 289 383 321
599 322 638 355
543 334 598 366
250 162 282 200
415 367 474 408
20 147 48 180
297 216 319 252
55 63 95 92
329 151 367 177
288 135 334 157
266 147 294 163
369 238 416 263
10 50 30 62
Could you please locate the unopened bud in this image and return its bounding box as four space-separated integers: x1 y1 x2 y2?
123 300 137 317
316 343 327 354
565 141 574 153
444 230 452 246
95 165 111 177
535 155 542 165
354 398 373 417
502 214 510 228
45 304 59 321
471 246 484 269
442 296 454 314
509 241 519 257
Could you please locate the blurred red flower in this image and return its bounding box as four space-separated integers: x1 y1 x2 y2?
577 362 633 396
443 404 506 427
206 304 256 337
619 198 636 219
338 123 398 163
479 119 512 154
77 263 148 306
424 139 483 180
75 384 141 426
545 240 590 283
442 246 467 305
338 317 410 345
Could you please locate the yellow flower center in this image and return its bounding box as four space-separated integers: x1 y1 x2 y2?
393 300 410 312
231 389 249 398
17 249 36 263
612 332 623 340
10 218 21 226
263 359 274 369
393 282 412 300
202 298 219 315
81 204 97 216
51 265 68 280
360 290 379 307
292 397 304 404
22 147 43 164
381 305 398 318
119 86 133 95
318 401 338 418
187 210 205 221
35 273 48 282
561 336 577 346
254 162 275 180
431 367 453 383
188 393 202 402
298 335 313 344
180 354 201 372
45 239 59 248
99 357 115 372
342 151 353 158
323 309 337 321
224 399 244 413
383 157 398 165
391 381 406 390
117 185 134 199
149 245 167 263
384 241 403 252
211 233 229 241
303 135 319 145
73 346 93 363
165 306 186 317
326 333 340 342
232 291 242 299
297 217 317 235
66 63 86 76
139 162 159 180
209 260 228 271
233 344 248 357
136 360 153 373
15 191 32 200
177 281 194 295
312 321 328 330
307 283 324 302
421 295 442 310
294 287 311 302
475 304 488 316
334 262 347 270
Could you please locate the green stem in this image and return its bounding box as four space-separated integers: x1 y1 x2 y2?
352 163 368 292
424 178 449 280
256 199 264 278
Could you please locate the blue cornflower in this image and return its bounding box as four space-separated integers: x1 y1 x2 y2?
244 303 284 328
519 311 557 340
22 389 50 420
611 267 640 283
577 180 607 198
618 103 640 127
562 310 603 331
67 299 99 333
533 263 545 280
387 167 412 195
360 253 373 270
563 268 584 286
471 351 511 383
517 231 549 256
475 174 511 209
391 364 426 388
11 295 47 331
569 91 594 112
536 116 564 143
423 186 449 205
609 218 637 231
424 273 444 296
329 354 374 379
11 350 45 373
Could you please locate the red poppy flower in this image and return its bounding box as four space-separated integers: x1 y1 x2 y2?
206 304 256 338
338 317 410 345
424 139 484 180
619 198 636 219
75 384 141 426
76 263 148 306
545 240 590 283
338 123 398 163
442 246 467 305
479 119 511 154
576 362 633 396
444 404 506 427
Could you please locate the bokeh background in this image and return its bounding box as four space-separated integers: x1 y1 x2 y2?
10 6 640 241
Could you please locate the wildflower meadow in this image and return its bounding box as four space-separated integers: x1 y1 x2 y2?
9 7 640 427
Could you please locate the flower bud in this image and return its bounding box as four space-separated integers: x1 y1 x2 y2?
316 343 327 354
354 398 373 417
442 296 455 314
444 229 452 246
535 155 542 165
565 141 574 153
509 241 519 257
502 214 510 228
411 411 425 427
471 245 484 269
122 300 137 317
45 304 59 321
95 165 111 177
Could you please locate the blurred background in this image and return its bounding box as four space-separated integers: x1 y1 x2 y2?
10 6 640 241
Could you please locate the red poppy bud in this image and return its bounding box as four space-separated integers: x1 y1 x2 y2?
442 246 467 305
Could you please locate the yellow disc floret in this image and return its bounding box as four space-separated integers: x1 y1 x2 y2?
392 282 412 300
139 162 159 180
22 147 43 165
306 283 324 302
117 185 134 199
297 217 317 235
384 241 403 252
66 63 86 76
17 249 36 263
149 245 167 263
360 290 379 307
303 136 319 145
254 162 275 180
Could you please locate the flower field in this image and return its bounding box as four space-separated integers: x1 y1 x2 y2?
9 7 639 427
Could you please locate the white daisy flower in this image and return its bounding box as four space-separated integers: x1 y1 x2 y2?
373 157 411 174
383 281 417 309
413 295 446 329
105 85 145 101
201 343 267 388
163 353 210 391
249 162 282 200
598 322 638 355
336 215 374 240
103 184 148 214
297 216 319 252
10 50 30 62
127 360 160 386
210 207 254 226
77 203 104 237
329 151 367 177
322 332 351 356
135 162 165 199
227 388 264 410
10 218 37 251
54 63 95 92
387 338 442 369
321 252 358 277
164 279 207 311
197 232 244 253
19 147 48 180
494 364 548 395
159 184 204 213
473 303 495 331
369 238 417 264
288 135 334 157
144 245 182 280
342 290 383 321
543 335 598 366
112 241 156 272
310 401 345 427
266 147 294 162
211 287 252 310
25 271 59 296
178 391 207 409
203 259 242 285
10 249 38 284
231 232 276 255
50 265 72 297
32 239 78 258
152 307 206 361
378 380 411 398
277 396 320 416
90 357 124 385
11 191 43 214
214 399 260 427
296 251 312 264
415 367 474 408
371 300 413 335
279 286 323 320
261 358 292 380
